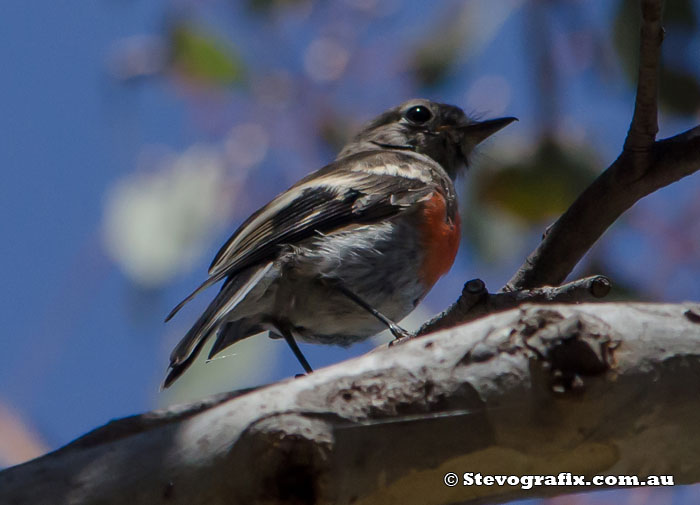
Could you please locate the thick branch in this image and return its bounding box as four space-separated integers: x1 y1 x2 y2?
2 302 700 505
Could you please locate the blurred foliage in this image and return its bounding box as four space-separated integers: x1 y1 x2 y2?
472 138 596 222
411 39 461 89
245 0 309 16
409 8 465 89
613 0 700 115
317 111 360 155
104 0 700 292
664 0 699 28
658 66 700 116
104 0 700 289
103 147 230 287
408 2 519 90
97 0 700 405
169 23 245 87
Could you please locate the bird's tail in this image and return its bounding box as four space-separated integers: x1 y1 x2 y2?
162 262 273 389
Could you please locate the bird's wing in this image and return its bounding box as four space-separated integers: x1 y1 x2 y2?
165 150 439 321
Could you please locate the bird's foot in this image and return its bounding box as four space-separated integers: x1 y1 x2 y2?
388 324 414 346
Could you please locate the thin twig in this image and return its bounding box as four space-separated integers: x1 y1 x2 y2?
623 0 663 157
417 275 611 336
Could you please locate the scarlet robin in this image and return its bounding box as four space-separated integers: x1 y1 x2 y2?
163 99 515 388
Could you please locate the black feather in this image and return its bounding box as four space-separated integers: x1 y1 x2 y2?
165 151 443 323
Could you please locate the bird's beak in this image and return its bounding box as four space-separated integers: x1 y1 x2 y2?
451 116 517 164
458 116 518 145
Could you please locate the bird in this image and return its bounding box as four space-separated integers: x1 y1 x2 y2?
162 98 515 388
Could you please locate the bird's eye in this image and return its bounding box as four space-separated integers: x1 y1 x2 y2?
404 105 433 124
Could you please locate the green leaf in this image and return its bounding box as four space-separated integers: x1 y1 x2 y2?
471 138 596 223
612 0 699 116
170 23 244 87
409 5 466 89
612 0 639 83
410 37 462 89
664 0 698 30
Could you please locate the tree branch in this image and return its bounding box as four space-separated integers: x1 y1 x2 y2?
503 124 700 292
3 5 698 505
623 0 663 156
418 1 683 333
502 0 679 292
2 302 699 505
418 275 611 336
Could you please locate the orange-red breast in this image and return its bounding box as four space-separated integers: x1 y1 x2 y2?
163 99 515 388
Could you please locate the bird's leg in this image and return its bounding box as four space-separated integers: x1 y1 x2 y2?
319 277 414 341
278 325 314 375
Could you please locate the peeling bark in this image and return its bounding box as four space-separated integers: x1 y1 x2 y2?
1 303 699 505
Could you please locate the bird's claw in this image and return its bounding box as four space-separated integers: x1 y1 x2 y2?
388 324 414 346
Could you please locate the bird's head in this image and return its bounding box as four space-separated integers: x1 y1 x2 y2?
338 99 516 179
